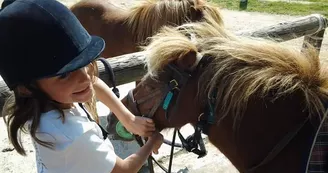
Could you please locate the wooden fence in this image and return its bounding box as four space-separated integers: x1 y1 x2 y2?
0 14 327 113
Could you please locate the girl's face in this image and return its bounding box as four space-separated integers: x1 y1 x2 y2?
37 66 93 107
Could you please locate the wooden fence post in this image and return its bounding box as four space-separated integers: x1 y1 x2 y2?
302 29 326 56
240 0 248 10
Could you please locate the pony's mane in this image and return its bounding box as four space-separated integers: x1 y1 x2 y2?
143 19 328 126
125 0 223 44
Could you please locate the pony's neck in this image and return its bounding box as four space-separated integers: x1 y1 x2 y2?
206 93 319 173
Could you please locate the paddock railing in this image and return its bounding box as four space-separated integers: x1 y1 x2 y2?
0 14 327 114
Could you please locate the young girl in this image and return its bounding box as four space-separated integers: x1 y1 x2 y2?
0 0 163 173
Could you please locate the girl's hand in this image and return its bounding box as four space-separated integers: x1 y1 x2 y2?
93 78 156 137
125 116 156 137
148 131 164 154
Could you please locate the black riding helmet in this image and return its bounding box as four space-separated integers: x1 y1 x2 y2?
0 0 105 90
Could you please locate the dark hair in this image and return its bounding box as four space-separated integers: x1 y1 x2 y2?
2 62 99 155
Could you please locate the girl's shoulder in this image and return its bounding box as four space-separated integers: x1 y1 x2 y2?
29 104 103 148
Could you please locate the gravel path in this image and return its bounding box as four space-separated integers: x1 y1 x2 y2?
0 0 327 173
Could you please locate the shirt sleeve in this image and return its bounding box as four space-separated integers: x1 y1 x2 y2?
64 128 117 173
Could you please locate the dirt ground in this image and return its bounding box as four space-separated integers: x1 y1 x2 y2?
0 0 327 173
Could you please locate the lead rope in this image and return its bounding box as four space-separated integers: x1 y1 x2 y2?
168 129 178 173
97 57 120 98
135 129 178 173
76 57 120 140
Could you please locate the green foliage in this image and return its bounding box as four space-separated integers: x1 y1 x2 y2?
213 0 328 17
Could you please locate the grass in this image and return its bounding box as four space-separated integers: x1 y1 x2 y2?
212 0 328 17
307 0 328 2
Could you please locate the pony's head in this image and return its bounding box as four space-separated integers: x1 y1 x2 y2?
123 19 328 132
126 0 224 44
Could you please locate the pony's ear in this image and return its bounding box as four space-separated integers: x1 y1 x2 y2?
175 50 199 71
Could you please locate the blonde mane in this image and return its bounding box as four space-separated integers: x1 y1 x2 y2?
143 20 328 127
125 0 223 44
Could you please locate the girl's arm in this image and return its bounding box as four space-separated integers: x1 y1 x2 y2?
111 131 163 173
93 77 155 137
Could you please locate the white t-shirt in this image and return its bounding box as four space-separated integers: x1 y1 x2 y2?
27 104 116 173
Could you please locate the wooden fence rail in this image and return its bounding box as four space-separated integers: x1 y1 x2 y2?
0 14 327 113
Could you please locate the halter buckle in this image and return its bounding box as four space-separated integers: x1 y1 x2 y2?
169 79 180 91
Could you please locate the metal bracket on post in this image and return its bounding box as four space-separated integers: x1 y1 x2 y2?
301 14 328 56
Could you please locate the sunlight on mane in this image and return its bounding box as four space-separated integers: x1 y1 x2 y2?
143 19 328 127
125 0 223 44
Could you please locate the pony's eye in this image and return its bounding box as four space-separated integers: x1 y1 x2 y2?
59 72 70 79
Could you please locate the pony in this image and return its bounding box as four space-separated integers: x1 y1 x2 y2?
70 0 224 58
119 17 328 173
